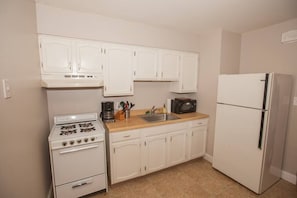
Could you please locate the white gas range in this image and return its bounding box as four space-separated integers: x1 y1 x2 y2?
48 113 107 198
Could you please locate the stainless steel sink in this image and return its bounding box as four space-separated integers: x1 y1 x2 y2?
140 113 180 122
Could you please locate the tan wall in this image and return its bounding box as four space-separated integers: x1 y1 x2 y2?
198 29 222 155
36 4 199 126
0 0 50 197
220 31 241 74
240 18 297 174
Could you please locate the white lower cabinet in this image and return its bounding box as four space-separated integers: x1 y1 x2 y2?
144 134 167 174
109 130 141 184
108 119 208 184
167 130 187 167
188 119 208 160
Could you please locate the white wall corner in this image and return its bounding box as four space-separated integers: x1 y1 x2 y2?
281 170 297 185
203 153 213 163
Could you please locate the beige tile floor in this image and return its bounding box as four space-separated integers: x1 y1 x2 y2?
86 158 297 198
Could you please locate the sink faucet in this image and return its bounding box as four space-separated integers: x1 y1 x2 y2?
150 106 157 115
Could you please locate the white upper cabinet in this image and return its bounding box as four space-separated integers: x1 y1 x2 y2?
170 52 198 93
75 40 103 74
133 47 159 80
39 35 73 74
103 44 134 96
39 35 104 75
134 48 181 81
159 50 180 81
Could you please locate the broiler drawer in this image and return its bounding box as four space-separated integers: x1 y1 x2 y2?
56 174 106 198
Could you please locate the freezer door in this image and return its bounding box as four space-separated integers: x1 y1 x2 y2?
213 104 267 194
217 73 270 109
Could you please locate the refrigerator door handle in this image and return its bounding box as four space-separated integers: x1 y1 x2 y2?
258 110 265 149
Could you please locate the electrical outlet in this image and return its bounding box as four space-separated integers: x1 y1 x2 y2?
294 97 297 106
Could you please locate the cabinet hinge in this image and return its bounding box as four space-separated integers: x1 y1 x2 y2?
170 137 172 142
134 71 136 76
113 148 115 153
41 62 44 68
165 138 167 143
134 51 136 56
39 43 42 48
104 49 106 54
144 166 147 171
144 141 146 146
101 65 103 70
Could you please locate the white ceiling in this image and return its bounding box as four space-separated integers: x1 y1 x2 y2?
35 0 297 34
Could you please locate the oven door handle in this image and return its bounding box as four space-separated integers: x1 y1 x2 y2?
59 144 99 154
72 178 93 188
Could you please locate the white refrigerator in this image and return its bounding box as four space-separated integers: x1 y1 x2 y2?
212 73 292 194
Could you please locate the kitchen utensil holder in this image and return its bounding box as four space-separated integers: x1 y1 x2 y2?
125 109 130 119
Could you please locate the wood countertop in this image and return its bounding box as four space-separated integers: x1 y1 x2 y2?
104 110 209 133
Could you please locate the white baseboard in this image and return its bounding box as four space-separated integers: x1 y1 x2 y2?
281 170 296 185
203 153 213 163
203 154 296 185
47 183 53 198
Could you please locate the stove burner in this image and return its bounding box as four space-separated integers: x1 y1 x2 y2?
80 127 96 133
61 124 76 130
60 129 77 136
79 122 93 128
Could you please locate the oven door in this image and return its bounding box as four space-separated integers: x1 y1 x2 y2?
52 142 105 186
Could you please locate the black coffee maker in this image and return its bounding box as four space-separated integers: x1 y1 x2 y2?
101 101 115 122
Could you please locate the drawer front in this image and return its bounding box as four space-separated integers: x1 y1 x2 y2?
191 118 208 127
111 129 140 143
56 174 106 198
142 122 188 137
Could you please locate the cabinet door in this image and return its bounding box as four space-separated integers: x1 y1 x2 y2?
170 52 198 93
104 44 134 96
111 139 141 184
159 50 180 81
39 35 73 74
167 130 187 166
189 125 207 159
144 134 167 174
180 53 198 92
76 40 103 74
133 47 159 80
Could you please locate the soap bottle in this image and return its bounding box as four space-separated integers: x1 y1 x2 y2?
162 104 167 120
162 104 167 114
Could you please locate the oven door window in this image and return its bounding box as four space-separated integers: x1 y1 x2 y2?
52 142 105 186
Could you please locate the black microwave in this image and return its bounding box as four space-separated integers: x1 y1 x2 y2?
171 98 197 114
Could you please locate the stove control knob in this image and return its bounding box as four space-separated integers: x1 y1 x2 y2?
70 140 74 145
77 139 82 144
84 138 88 143
91 137 95 141
62 142 67 146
